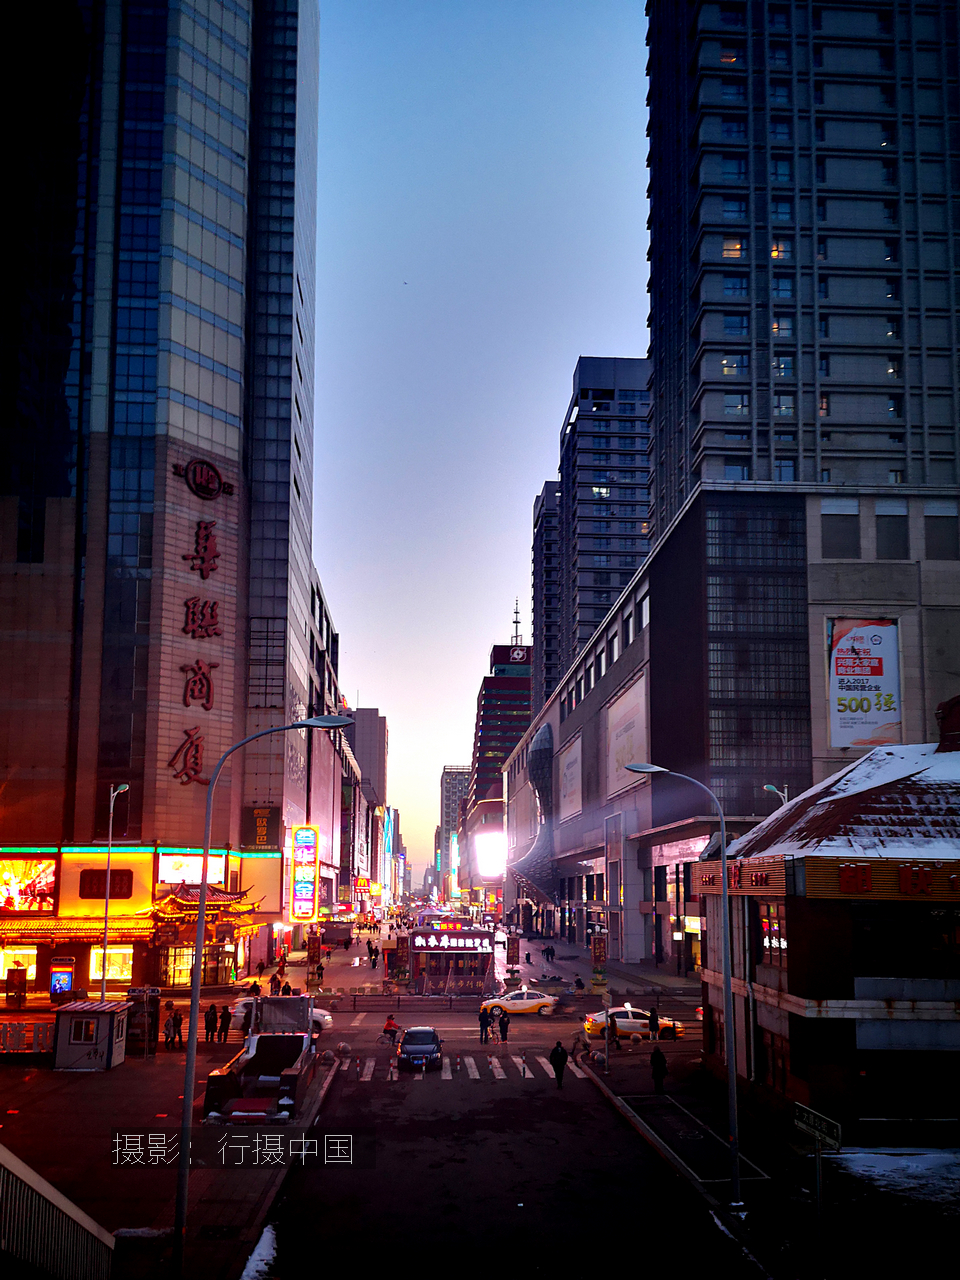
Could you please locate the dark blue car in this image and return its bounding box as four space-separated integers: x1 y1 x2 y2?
397 1026 443 1071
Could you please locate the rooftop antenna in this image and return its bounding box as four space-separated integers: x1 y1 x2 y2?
511 598 523 646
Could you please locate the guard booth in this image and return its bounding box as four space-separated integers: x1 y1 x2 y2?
125 986 161 1055
54 1000 133 1071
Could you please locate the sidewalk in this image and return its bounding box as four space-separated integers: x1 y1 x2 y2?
504 936 700 997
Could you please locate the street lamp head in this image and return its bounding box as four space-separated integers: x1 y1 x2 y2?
763 784 779 794
112 783 129 796
294 715 354 729
625 762 667 775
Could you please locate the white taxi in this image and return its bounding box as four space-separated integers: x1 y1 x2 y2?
481 989 558 1018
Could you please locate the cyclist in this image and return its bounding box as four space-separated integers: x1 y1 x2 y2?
382 1015 401 1046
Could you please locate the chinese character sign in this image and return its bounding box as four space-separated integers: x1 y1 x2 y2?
591 935 607 968
828 619 901 748
290 825 320 923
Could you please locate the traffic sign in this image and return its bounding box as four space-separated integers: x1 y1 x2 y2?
794 1103 841 1151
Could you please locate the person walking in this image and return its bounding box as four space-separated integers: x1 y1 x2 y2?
651 1046 668 1095
549 1040 568 1089
217 1005 231 1043
256 959 265 980
478 1009 491 1044
648 1007 660 1042
249 980 261 997
270 972 281 995
366 938 374 959
281 981 292 996
172 1008 184 1049
276 955 286 980
498 1011 511 1044
316 962 324 984
163 1013 175 1051
203 1003 217 1043
608 1010 622 1051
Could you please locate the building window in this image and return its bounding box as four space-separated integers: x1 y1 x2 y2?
769 118 791 142
723 275 749 297
759 902 787 967
722 198 748 221
818 355 831 377
885 278 900 300
888 470 904 485
821 498 860 559
817 277 829 299
924 501 960 560
719 4 746 25
770 239 792 260
720 44 745 65
771 314 793 338
722 237 748 258
882 160 897 185
820 469 831 482
818 394 830 417
722 155 748 181
769 81 790 105
78 869 134 899
815 158 826 183
623 613 634 646
876 499 908 559
819 316 830 339
772 393 795 415
771 275 794 298
770 200 793 225
721 353 749 376
724 459 751 481
723 392 750 416
768 45 790 69
70 1019 97 1045
772 357 794 380
886 396 903 418
721 117 748 140
882 201 897 224
817 238 827 260
887 360 901 379
724 313 749 335
774 459 796 482
885 317 900 339
721 79 747 102
770 158 792 183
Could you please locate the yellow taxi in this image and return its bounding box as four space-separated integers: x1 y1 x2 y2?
583 1006 685 1041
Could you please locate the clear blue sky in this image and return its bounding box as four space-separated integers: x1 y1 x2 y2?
313 0 648 875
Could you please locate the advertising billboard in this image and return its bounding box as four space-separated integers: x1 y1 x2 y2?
828 619 901 749
605 674 647 798
290 825 320 923
558 736 582 822
240 805 281 853
158 853 225 885
0 859 57 914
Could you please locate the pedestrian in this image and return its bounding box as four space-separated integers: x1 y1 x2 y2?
549 1040 568 1089
241 1007 252 1038
648 1007 660 1042
478 1009 491 1044
173 1009 184 1049
163 1014 175 1050
608 1010 622 1051
370 955 377 971
342 938 350 952
218 1005 230 1043
498 1011 510 1043
316 962 324 984
276 956 286 979
270 973 281 995
366 938 374 958
373 945 380 965
525 951 531 964
651 1046 668 1095
256 960 265 979
204 1003 217 1043
574 976 585 991
249 980 261 996
281 981 292 996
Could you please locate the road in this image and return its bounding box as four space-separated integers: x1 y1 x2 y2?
269 1005 751 1274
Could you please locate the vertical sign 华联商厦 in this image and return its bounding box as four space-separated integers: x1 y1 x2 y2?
828 619 901 749
290 825 320 923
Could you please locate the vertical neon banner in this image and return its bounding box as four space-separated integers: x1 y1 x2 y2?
290 825 320 923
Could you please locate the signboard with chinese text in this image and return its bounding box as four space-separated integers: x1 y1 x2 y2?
591 935 608 968
395 933 410 972
605 675 647 798
0 859 57 914
240 806 281 853
506 935 520 966
558 736 582 821
794 1103 841 1150
828 619 901 748
290 826 320 923
410 932 494 953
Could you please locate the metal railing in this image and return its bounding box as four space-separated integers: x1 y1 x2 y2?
0 1142 114 1280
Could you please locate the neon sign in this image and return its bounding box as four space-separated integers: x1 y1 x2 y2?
290 826 319 923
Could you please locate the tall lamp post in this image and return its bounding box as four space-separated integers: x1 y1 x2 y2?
626 762 741 1205
100 783 129 1002
173 714 353 1271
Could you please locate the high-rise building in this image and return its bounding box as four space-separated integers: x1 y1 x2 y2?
646 0 959 538
556 357 652 676
345 708 388 880
1 0 351 991
531 481 560 714
438 766 470 884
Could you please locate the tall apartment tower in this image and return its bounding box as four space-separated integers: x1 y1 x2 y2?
345 708 388 878
646 0 959 537
439 766 470 882
531 481 560 714
3 0 333 848
556 357 652 676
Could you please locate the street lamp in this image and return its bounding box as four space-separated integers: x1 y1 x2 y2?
174 714 352 1271
626 761 741 1204
100 783 129 1002
763 783 789 806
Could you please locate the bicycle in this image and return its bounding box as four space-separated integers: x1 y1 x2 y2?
488 1024 501 1046
376 1028 402 1046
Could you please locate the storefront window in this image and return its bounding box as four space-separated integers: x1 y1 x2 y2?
759 902 787 967
0 947 37 980
89 946 134 983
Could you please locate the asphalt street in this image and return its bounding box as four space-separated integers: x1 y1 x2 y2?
269 1005 751 1275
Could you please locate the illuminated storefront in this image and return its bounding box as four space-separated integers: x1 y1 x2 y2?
408 929 496 995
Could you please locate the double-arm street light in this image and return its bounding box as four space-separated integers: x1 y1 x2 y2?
625 762 741 1205
174 714 353 1271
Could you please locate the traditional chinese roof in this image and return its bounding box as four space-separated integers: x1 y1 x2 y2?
727 743 960 862
156 883 254 908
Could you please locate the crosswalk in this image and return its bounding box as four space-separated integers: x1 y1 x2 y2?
339 1054 586 1082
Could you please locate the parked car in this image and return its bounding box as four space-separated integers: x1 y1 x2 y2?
229 998 332 1035
583 1007 685 1040
396 1026 443 1071
481 989 558 1018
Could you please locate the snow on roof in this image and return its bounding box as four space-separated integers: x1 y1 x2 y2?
727 743 960 861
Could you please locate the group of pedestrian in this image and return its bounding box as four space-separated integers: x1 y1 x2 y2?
541 944 556 964
203 1003 231 1044
163 1006 183 1050
478 1008 510 1044
366 938 381 970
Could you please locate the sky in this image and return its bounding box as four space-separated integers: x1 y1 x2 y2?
313 1 649 878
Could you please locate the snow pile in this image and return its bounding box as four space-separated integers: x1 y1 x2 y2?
240 1224 277 1280
828 1148 960 1206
